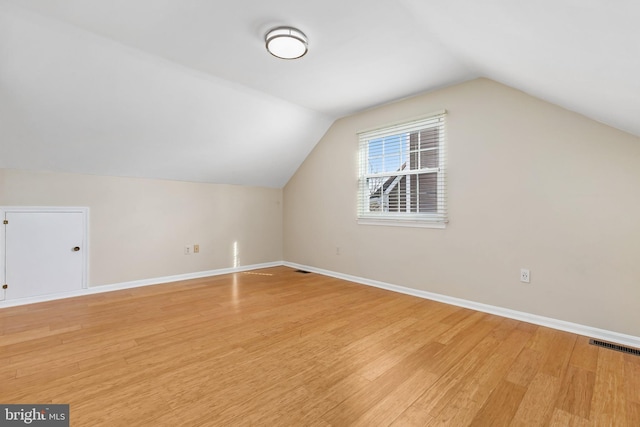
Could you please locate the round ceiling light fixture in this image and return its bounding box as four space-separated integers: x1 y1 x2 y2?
265 26 308 60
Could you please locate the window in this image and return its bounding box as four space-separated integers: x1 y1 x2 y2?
358 110 447 227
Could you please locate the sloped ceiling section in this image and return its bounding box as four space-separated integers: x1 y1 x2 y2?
1 0 639 187
0 3 334 187
0 0 476 187
1 0 474 117
401 0 640 137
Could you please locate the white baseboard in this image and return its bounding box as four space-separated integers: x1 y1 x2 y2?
4 259 639 350
284 261 640 349
0 261 283 308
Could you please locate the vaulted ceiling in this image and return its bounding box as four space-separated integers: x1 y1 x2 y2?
1 0 638 187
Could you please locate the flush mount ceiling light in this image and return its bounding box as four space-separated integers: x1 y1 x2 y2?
265 26 308 60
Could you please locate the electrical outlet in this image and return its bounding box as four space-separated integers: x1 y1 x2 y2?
336 246 341 255
193 244 200 254
184 245 192 255
520 268 530 283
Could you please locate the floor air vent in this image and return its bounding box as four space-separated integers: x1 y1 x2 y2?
295 270 311 274
589 339 640 356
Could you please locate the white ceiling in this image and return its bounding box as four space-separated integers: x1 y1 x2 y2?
1 0 638 187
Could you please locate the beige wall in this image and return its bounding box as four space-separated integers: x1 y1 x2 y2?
283 78 640 336
1 169 283 286
0 171 5 205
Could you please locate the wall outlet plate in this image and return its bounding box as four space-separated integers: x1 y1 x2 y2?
520 268 530 283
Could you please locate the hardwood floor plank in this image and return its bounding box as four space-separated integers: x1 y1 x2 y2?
425 315 503 377
506 347 544 387
244 385 336 426
352 368 439 427
425 326 533 426
304 370 372 406
0 325 80 346
539 330 577 378
0 266 635 426
526 326 559 353
321 341 443 425
548 408 590 426
391 319 523 425
625 356 640 405
569 335 599 372
590 347 627 425
510 373 560 426
556 365 595 419
436 310 486 345
628 401 640 426
468 379 527 426
439 306 476 326
357 322 449 382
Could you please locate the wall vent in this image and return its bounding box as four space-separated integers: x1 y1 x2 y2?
589 339 640 357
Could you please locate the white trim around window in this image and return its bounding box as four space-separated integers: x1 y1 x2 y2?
357 110 448 228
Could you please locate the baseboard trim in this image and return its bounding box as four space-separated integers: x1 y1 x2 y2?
0 261 283 308
284 261 640 349
5 259 639 349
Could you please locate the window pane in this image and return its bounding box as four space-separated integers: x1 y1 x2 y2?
409 150 419 170
367 172 439 212
420 128 439 149
383 135 403 155
409 174 418 212
408 129 440 170
384 155 402 173
388 182 400 212
417 173 437 213
367 138 383 174
399 175 408 212
367 135 409 174
382 135 404 173
368 177 383 212
409 132 419 151
420 148 439 168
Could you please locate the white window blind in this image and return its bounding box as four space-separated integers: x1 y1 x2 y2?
357 110 447 227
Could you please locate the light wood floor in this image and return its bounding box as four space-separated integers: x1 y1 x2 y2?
0 266 638 426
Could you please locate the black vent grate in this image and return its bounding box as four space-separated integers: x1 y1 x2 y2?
589 339 640 356
295 270 311 274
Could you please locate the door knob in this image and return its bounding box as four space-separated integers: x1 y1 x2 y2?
73 246 80 252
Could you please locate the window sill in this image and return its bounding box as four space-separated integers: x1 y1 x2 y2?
357 218 447 229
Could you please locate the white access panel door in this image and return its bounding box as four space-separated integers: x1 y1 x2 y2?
4 210 87 300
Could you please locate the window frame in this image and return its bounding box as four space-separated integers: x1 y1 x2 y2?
357 110 447 228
